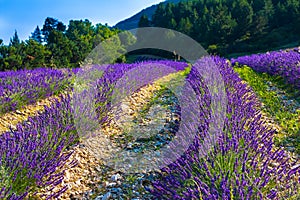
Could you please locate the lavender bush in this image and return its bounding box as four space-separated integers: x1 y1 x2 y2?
0 95 77 199
78 61 188 126
231 49 300 90
150 56 300 199
1 58 299 199
0 60 187 199
0 68 74 114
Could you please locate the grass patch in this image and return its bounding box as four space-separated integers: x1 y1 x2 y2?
233 65 300 153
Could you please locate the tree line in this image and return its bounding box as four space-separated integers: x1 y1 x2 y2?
139 0 300 56
1 0 300 71
0 18 130 71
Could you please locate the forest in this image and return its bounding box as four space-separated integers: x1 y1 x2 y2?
0 18 131 71
1 0 300 71
140 0 300 55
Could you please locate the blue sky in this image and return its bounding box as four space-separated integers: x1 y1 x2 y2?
0 0 164 44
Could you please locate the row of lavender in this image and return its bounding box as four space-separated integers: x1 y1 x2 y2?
231 48 300 90
0 96 76 199
0 61 187 199
0 68 75 115
1 58 299 199
151 57 300 199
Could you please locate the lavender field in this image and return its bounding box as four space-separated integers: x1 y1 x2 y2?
0 52 300 200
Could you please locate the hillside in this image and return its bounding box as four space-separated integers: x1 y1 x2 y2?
114 0 184 30
122 0 300 56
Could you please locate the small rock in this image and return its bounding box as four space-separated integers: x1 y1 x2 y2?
102 192 111 200
95 195 103 200
111 174 122 181
111 187 122 194
127 143 133 149
107 182 117 187
103 181 109 187
15 110 23 115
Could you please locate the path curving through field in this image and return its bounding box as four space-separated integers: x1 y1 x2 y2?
1 64 300 199
31 70 183 199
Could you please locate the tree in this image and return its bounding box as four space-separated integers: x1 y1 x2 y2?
10 30 20 47
232 0 253 38
66 19 93 39
23 39 51 69
137 15 153 45
56 21 66 32
169 18 177 29
92 23 120 48
264 0 275 18
138 15 150 27
46 30 72 68
251 11 268 36
118 30 136 47
88 34 125 64
31 26 43 43
178 17 192 34
252 0 265 12
1 42 26 71
152 4 167 27
4 30 26 70
66 19 94 67
0 39 6 70
42 17 66 42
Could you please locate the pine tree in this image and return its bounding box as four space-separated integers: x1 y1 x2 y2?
31 26 43 43
42 17 66 42
138 15 150 27
9 30 20 46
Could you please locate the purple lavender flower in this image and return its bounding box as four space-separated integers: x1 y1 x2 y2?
151 56 300 199
231 50 300 90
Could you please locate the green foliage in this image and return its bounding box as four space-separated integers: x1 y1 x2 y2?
143 0 300 56
0 165 12 192
0 18 132 71
42 17 66 42
30 26 43 43
233 65 300 153
208 44 219 54
46 30 73 68
0 43 24 71
9 30 20 47
138 14 151 27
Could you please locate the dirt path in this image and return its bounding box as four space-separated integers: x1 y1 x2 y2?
0 95 63 134
4 68 298 199
32 70 185 199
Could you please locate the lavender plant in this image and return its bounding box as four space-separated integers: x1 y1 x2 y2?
231 49 300 91
0 95 77 199
233 65 300 153
93 61 188 125
0 60 187 199
150 57 300 199
0 68 74 115
2 58 298 199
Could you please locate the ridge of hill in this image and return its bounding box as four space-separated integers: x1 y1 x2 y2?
114 0 185 30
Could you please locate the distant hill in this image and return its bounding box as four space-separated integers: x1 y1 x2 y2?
114 0 183 30
115 0 300 56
